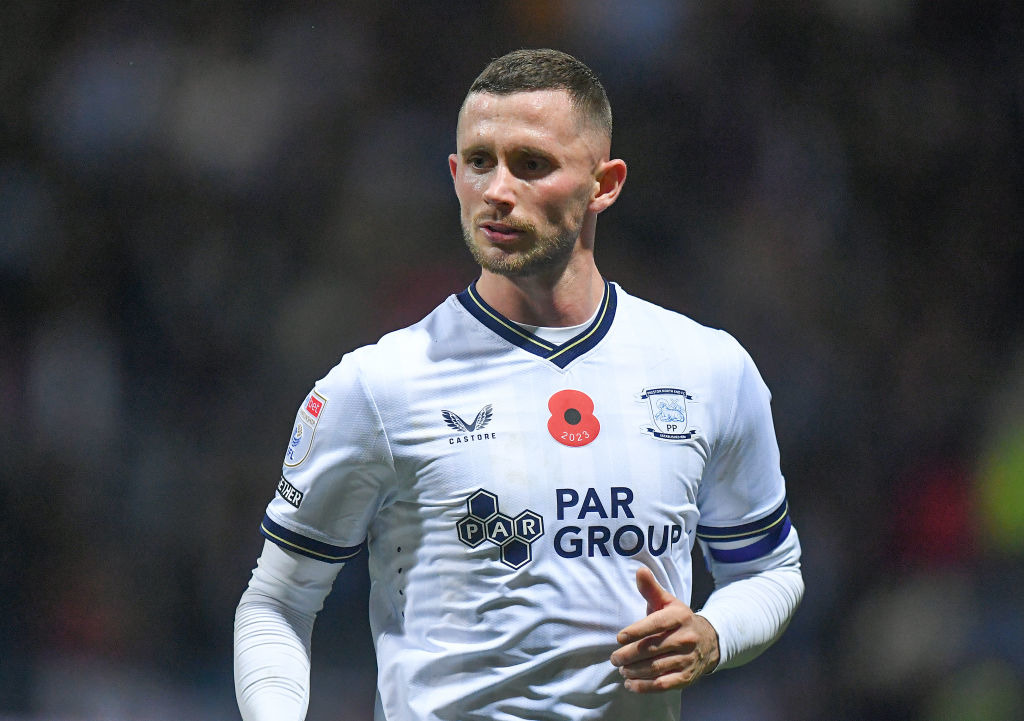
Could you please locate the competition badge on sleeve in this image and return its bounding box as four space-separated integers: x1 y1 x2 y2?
284 390 327 467
637 387 698 441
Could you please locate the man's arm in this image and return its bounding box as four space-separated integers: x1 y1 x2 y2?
234 540 341 721
695 526 803 669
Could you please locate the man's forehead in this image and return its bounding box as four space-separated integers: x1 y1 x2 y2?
459 90 574 129
457 90 606 152
463 88 573 112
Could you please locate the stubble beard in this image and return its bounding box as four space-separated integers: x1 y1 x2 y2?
462 211 586 279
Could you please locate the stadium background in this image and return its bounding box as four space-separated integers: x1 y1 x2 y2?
1 2 1022 719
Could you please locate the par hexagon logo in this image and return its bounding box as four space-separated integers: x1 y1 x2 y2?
457 489 544 569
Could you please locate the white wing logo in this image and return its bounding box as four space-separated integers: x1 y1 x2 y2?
442 404 493 432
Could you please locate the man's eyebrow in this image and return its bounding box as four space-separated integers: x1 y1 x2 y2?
514 145 556 158
458 144 557 161
460 144 491 157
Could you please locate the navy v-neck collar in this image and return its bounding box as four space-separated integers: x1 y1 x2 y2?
456 280 617 369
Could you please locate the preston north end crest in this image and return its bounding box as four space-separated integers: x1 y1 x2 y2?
637 387 698 441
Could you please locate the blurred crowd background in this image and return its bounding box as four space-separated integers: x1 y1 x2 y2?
2 1 1022 720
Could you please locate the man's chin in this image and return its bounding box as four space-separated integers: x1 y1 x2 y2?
468 241 527 275
477 250 573 279
475 254 533 278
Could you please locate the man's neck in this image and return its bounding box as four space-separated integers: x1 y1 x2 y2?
474 259 605 328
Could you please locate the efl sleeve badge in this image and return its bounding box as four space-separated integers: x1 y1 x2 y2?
284 389 328 467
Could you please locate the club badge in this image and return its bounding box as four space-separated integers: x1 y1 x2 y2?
637 387 699 441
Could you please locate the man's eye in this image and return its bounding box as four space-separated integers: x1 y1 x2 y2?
523 158 549 173
468 156 489 169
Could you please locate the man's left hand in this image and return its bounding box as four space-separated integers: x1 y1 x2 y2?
610 566 720 693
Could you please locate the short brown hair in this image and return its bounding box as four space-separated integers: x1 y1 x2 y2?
465 48 613 138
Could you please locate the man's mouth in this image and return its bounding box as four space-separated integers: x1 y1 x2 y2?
480 222 525 244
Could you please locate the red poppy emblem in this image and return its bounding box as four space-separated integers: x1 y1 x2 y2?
547 389 600 447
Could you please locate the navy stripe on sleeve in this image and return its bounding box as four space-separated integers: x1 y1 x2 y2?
696 498 792 564
260 513 364 563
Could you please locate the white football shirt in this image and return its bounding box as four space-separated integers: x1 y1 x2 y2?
260 281 797 721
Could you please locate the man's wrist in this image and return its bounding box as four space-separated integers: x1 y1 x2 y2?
694 613 721 674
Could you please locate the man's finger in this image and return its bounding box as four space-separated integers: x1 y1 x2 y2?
623 669 698 694
616 567 682 645
634 566 675 614
616 651 688 680
615 609 677 646
611 627 672 667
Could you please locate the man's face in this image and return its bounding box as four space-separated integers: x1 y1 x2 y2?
449 90 608 278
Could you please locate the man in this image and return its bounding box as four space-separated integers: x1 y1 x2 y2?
234 48 803 721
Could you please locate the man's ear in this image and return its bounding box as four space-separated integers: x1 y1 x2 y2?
448 154 459 182
590 158 627 214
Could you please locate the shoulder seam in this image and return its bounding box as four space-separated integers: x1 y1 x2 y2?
350 353 398 475
711 331 744 460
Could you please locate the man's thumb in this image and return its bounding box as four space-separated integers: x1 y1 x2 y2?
635 566 674 613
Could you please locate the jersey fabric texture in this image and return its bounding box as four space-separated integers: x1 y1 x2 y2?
260 281 797 721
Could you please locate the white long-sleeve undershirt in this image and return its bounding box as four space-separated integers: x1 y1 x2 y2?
696 527 804 669
233 541 339 721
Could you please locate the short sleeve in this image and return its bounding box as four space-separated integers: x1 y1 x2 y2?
695 338 793 565
261 351 397 563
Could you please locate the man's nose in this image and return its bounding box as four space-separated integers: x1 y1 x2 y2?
482 164 515 210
